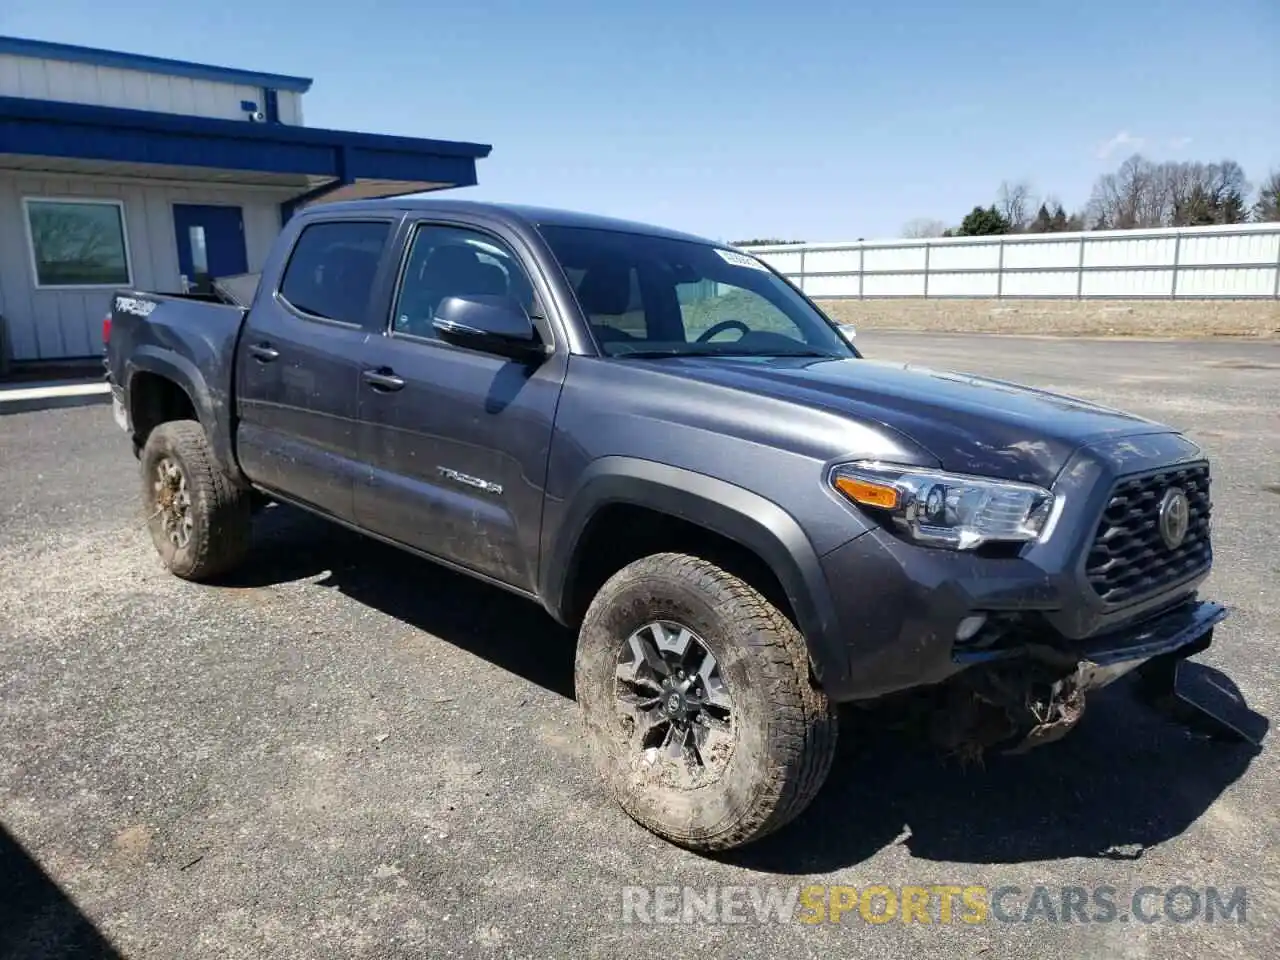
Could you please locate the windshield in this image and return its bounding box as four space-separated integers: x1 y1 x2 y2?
537 225 855 359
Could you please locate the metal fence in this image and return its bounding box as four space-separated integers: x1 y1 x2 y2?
742 222 1280 300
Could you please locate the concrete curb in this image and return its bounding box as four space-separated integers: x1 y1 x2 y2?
0 382 112 416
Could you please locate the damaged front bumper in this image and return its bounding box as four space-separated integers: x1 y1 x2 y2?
953 597 1228 673
938 600 1259 753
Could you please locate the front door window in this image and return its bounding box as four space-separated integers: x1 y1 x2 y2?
391 224 538 340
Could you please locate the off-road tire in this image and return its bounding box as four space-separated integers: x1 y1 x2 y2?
576 552 838 851
140 419 251 581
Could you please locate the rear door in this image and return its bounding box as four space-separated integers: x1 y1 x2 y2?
235 216 397 521
353 218 567 591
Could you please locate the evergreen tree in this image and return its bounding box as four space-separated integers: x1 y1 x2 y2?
958 205 1011 236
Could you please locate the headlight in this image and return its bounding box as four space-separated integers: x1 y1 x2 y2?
830 461 1059 550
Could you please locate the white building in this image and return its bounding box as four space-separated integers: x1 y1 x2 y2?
0 36 491 364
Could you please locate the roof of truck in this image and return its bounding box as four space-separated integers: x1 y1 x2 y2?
310 198 718 246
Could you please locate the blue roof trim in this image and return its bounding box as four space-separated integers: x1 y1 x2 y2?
0 96 490 159
0 96 488 190
0 35 313 93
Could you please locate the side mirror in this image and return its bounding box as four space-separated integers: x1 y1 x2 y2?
838 323 857 342
432 295 549 361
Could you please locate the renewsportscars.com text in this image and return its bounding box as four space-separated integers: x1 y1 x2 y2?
620 884 1248 926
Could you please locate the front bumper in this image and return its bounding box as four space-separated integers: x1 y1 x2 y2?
954 597 1227 673
815 524 1221 703
938 605 1232 754
812 432 1221 703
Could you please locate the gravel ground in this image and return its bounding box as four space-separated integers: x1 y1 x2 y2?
1 332 1278 959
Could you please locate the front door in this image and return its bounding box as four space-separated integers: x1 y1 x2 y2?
353 221 566 591
172 204 248 294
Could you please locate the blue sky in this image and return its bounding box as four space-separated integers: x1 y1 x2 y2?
4 0 1277 241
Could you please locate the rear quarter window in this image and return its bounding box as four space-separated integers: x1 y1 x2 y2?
278 220 391 325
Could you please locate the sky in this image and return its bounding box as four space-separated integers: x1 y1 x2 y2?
3 0 1277 242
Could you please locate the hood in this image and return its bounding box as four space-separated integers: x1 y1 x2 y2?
630 355 1170 486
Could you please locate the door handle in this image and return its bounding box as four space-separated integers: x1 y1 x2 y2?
362 367 405 392
248 342 279 362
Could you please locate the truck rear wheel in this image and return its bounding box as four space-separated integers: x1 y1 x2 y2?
575 552 838 851
139 420 251 581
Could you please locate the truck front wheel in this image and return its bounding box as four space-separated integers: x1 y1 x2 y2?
139 420 251 581
575 552 838 851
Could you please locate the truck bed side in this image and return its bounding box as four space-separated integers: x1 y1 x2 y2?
106 291 248 481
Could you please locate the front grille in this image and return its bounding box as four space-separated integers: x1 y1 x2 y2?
1085 462 1212 605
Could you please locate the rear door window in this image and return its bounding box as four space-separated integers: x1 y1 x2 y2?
278 220 391 325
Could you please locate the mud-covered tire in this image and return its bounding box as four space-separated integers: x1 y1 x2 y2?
576 552 838 851
139 419 251 581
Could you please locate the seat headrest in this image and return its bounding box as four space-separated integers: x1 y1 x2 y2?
421 245 510 299
421 244 480 280
317 247 380 322
575 262 633 316
468 263 509 297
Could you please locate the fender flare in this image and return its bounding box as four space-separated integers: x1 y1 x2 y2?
126 347 240 482
541 457 849 689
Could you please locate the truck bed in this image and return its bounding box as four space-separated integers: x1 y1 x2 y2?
105 290 249 472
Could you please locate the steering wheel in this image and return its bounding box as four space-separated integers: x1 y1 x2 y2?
696 319 750 343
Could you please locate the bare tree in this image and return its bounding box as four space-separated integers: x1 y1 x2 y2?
1088 154 1164 228
901 218 948 238
1087 171 1127 229
1166 161 1204 225
1208 160 1250 223
997 180 1035 231
915 157 1260 235
1254 169 1280 222
1166 160 1250 224
1128 155 1167 227
1089 154 1254 229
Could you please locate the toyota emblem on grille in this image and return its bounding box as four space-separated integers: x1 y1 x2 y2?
1158 487 1190 550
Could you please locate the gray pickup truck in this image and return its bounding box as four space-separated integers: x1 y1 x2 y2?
105 199 1242 851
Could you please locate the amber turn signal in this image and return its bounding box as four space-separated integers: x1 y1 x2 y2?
833 475 900 509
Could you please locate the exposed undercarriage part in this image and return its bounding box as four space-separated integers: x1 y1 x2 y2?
930 658 1087 762
930 635 1264 761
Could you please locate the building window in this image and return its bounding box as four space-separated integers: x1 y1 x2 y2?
24 198 133 288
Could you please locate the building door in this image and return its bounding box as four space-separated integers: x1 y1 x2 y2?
172 204 248 293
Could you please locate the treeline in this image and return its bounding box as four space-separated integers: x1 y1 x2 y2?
903 156 1280 238
730 237 806 246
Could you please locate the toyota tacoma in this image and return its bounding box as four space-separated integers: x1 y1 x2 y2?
105 200 1243 851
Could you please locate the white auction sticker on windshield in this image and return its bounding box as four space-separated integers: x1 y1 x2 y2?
715 248 771 271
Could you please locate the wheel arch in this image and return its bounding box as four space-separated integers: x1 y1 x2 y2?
126 348 241 482
541 457 849 691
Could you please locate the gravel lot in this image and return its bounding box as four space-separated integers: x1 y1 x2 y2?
2 332 1278 959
